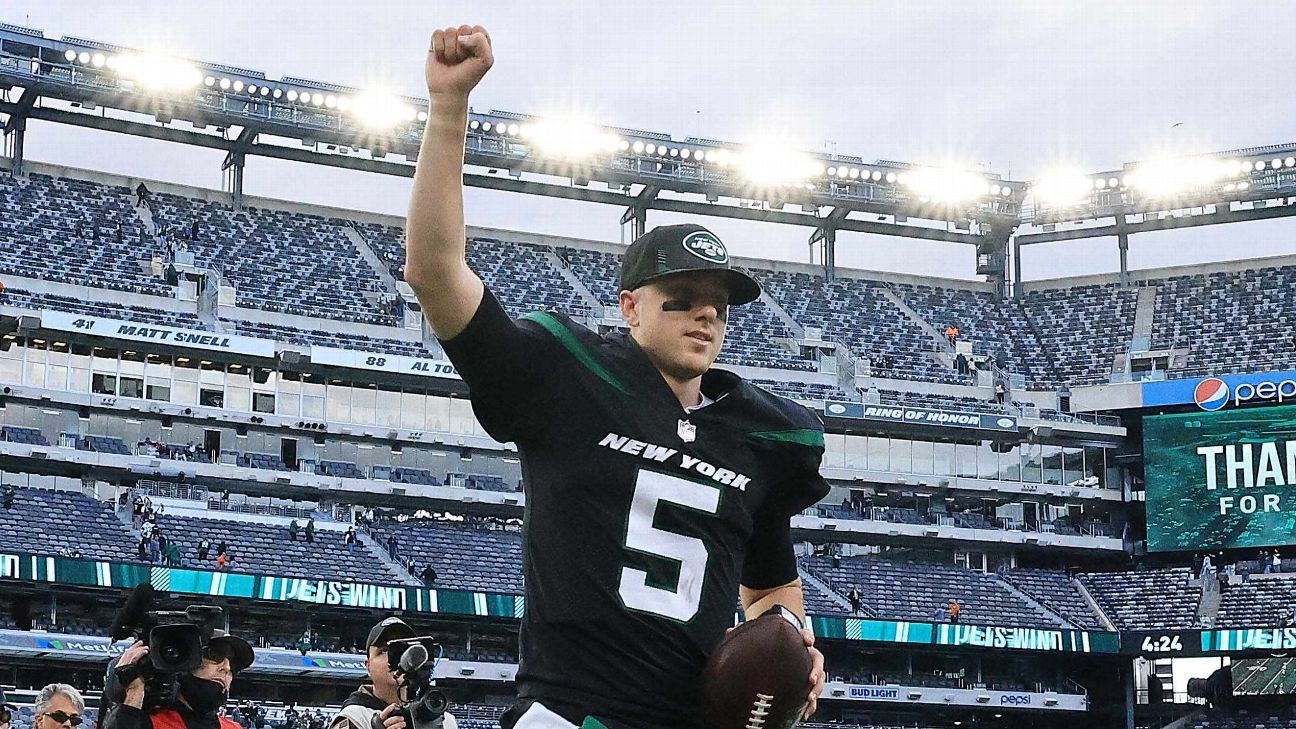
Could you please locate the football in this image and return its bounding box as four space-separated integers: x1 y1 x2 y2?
700 609 811 729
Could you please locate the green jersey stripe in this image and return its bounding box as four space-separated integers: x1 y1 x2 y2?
748 428 825 447
521 312 632 394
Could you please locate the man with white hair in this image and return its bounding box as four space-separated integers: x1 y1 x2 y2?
33 684 87 729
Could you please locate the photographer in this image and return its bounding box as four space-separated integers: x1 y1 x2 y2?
329 618 456 729
104 630 255 729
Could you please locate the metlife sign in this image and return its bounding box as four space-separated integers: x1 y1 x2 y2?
1143 370 1296 410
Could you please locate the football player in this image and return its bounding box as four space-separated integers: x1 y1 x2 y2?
406 24 828 729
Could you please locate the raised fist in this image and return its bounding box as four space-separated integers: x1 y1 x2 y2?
426 25 493 99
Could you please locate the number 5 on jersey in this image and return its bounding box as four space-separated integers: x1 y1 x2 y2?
618 470 721 622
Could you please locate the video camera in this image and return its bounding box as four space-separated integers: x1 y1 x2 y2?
386 637 448 729
105 584 225 709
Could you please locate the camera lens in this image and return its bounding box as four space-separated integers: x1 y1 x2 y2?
159 642 185 664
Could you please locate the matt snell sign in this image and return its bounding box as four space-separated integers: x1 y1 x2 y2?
40 311 275 358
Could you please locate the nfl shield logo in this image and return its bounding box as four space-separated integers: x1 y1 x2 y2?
677 419 696 443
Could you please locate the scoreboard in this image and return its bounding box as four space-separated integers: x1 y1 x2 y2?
1144 404 1296 552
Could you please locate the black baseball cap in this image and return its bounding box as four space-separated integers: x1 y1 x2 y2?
619 223 761 306
207 629 255 673
366 616 415 651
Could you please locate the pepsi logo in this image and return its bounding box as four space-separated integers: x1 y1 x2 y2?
1194 378 1229 411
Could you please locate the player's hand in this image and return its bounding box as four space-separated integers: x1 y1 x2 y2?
802 628 825 720
426 25 493 99
377 704 407 729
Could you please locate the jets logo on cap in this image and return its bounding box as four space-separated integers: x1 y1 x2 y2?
1194 377 1229 411
682 231 728 264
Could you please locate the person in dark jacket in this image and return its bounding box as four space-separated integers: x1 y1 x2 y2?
328 617 455 729
103 630 254 729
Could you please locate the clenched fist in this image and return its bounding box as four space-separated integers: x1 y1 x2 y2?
426 25 493 99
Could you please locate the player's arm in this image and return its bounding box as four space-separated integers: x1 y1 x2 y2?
404 24 493 340
740 578 825 719
740 578 806 623
740 509 826 719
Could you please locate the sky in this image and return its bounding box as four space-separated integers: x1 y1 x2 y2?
8 0 1296 281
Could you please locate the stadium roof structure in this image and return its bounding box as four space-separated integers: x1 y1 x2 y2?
3 22 1296 291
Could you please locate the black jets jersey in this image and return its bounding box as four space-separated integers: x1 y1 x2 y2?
439 287 830 729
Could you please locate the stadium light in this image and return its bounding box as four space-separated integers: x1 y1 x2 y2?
112 53 203 92
731 143 820 187
521 116 622 159
1032 168 1093 207
1124 155 1232 198
63 49 76 62
902 166 988 204
350 90 413 129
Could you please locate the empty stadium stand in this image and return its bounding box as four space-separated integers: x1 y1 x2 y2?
0 487 137 561
154 513 401 583
73 433 133 455
754 269 969 385
1079 568 1202 630
1000 568 1104 629
463 237 589 318
1145 264 1296 378
149 192 395 325
352 222 408 281
371 465 442 486
369 520 524 594
802 555 1068 627
1 426 49 446
0 173 165 295
1020 282 1139 386
9 166 1296 393
1217 576 1296 627
890 281 1056 388
2 289 203 330
751 379 850 402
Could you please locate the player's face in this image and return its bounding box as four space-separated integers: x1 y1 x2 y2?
622 272 729 383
